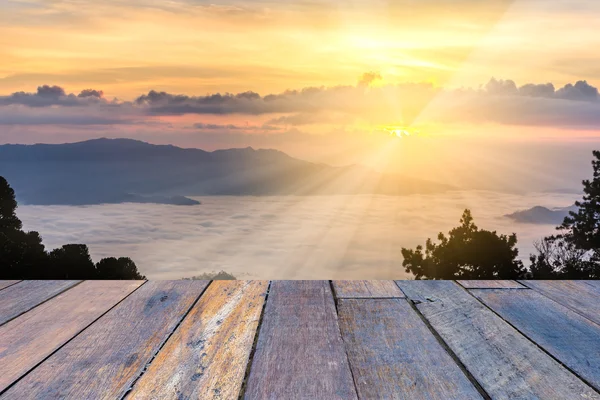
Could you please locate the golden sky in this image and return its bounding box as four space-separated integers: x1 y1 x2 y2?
1 0 599 97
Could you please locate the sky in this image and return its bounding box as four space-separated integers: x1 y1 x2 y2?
1 0 600 189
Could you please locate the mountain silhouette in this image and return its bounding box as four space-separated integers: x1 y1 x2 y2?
0 138 452 205
505 204 578 225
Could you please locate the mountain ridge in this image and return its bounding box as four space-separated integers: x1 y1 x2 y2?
0 138 454 205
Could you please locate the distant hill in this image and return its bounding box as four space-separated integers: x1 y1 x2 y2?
0 138 453 205
505 204 578 225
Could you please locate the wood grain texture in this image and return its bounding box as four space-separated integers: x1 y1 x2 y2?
338 298 482 400
244 280 358 400
472 288 600 391
396 280 600 400
0 280 141 393
586 280 600 289
518 280 600 325
0 280 80 325
457 280 525 289
333 280 405 298
0 281 20 291
127 280 268 400
1 280 208 400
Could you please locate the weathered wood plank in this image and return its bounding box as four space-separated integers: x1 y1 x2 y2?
518 280 600 326
0 281 20 291
127 280 268 400
457 280 525 289
338 298 482 400
0 280 80 326
395 280 599 400
472 288 600 391
244 280 357 400
586 280 600 289
1 280 209 400
0 280 141 393
333 280 405 298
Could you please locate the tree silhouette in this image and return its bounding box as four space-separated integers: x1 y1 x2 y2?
183 270 237 280
0 176 145 280
96 257 145 280
0 177 23 231
48 244 98 279
530 150 600 278
402 209 526 279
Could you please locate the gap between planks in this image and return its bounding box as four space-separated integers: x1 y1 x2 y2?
238 281 272 400
461 285 600 397
0 280 147 397
329 281 361 399
120 280 214 399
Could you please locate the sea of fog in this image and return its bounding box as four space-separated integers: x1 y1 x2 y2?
16 191 577 279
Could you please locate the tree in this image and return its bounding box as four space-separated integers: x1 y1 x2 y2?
529 237 590 279
96 257 146 280
402 209 526 279
0 229 47 279
0 175 145 280
530 150 600 278
0 176 23 231
48 244 98 279
183 270 236 280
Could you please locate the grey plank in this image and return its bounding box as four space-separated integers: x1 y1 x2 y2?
472 288 600 391
396 280 599 400
0 281 20 291
458 280 525 289
333 280 405 298
0 280 80 325
519 280 600 326
244 280 358 400
0 280 142 393
1 280 209 400
587 281 600 289
338 298 482 400
127 280 268 400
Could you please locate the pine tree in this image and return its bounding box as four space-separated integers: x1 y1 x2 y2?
555 150 600 277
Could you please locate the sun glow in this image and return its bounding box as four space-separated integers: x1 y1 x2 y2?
378 126 420 138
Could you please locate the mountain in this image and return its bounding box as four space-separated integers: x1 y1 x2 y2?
505 204 578 225
0 138 453 205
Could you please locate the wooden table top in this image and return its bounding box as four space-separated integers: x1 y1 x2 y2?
0 279 599 399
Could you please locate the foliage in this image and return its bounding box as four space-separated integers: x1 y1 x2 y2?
530 150 600 278
0 176 145 280
402 209 526 279
183 270 237 280
529 236 592 279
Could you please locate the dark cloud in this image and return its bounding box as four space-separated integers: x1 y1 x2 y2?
518 83 556 97
481 78 598 102
37 85 66 98
1 76 600 130
555 80 598 101
0 85 109 107
78 89 104 98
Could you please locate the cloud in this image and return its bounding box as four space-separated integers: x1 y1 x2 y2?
556 80 599 101
14 189 566 279
192 122 280 131
0 85 112 107
358 71 382 87
265 113 343 126
78 89 104 98
1 76 600 130
482 78 598 102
